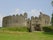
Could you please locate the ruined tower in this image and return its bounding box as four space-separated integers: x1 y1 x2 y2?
30 12 50 31
2 12 28 27
2 12 50 31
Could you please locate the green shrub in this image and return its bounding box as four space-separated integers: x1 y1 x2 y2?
43 27 53 32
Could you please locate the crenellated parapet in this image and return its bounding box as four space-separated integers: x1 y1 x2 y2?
2 11 50 31
2 12 28 27
39 12 50 26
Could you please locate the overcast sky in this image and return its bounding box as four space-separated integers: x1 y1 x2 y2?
0 0 53 27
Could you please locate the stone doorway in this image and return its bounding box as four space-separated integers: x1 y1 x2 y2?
34 24 41 31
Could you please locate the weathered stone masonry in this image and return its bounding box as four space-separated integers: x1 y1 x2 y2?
3 12 27 27
2 12 50 31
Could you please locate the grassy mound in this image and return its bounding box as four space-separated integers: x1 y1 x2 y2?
0 27 28 32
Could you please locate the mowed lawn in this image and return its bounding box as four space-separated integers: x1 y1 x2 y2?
0 31 53 40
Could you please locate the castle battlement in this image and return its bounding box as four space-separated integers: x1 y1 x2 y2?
2 12 50 31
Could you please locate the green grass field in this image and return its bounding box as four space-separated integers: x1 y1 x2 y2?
0 31 53 40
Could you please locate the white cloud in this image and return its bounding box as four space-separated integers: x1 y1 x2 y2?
0 14 3 27
28 9 47 18
28 9 40 18
9 8 46 18
15 9 41 18
16 8 20 12
0 8 47 27
30 9 40 17
9 8 20 15
9 8 25 15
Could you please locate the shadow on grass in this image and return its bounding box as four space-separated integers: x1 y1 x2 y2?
43 32 53 35
42 26 53 35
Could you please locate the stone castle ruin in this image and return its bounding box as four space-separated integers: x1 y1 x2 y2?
2 12 50 31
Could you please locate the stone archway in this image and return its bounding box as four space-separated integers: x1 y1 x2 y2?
34 24 41 31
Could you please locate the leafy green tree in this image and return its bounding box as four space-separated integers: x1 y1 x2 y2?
51 1 53 26
51 1 53 6
51 13 53 26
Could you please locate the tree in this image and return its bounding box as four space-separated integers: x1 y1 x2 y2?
51 13 53 26
51 1 53 26
51 1 53 6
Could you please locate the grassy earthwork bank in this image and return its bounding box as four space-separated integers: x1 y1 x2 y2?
0 26 53 40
